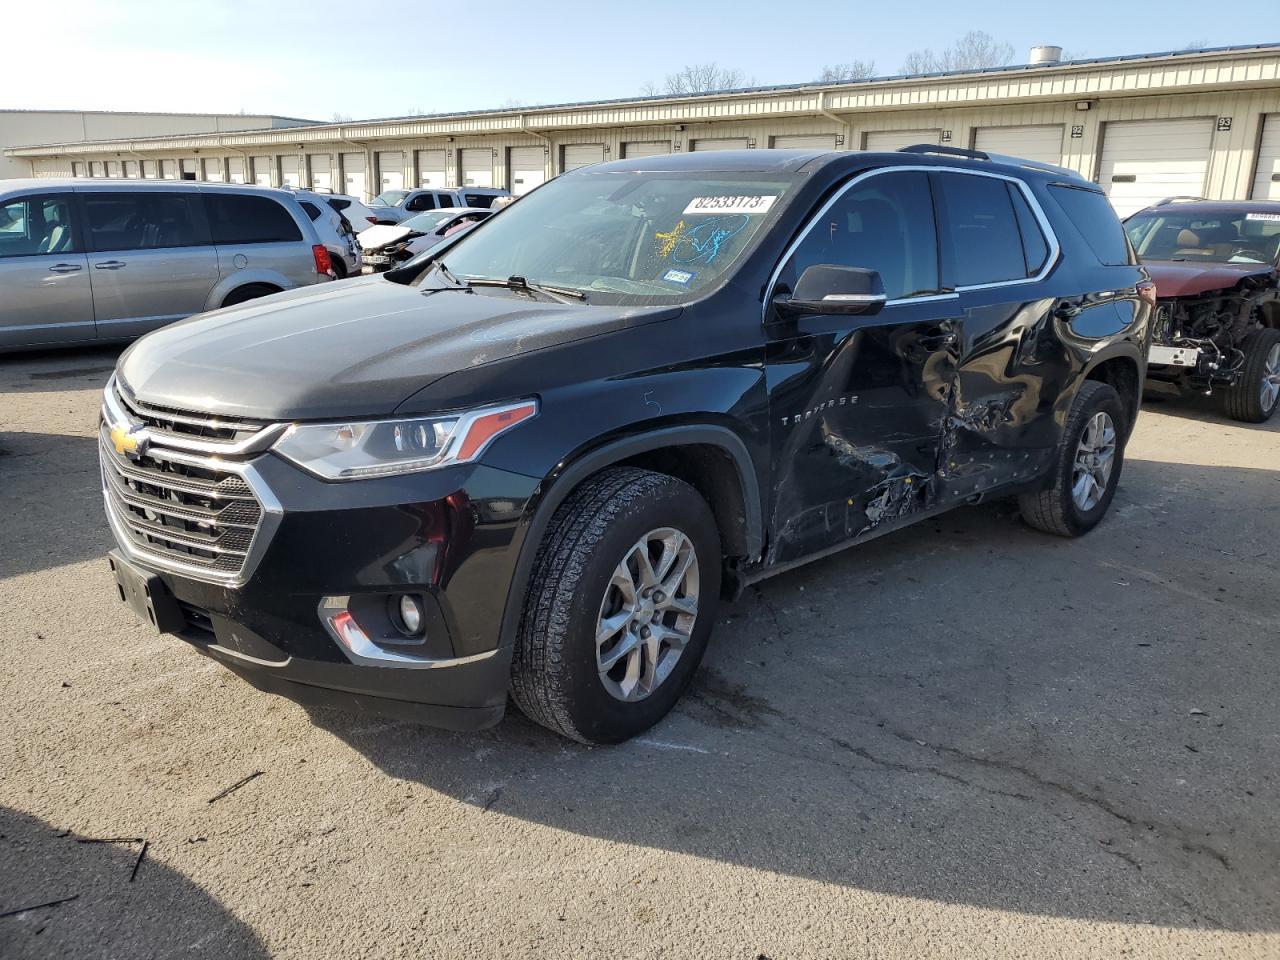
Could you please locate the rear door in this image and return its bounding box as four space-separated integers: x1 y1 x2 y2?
930 170 1067 497
764 169 959 563
80 189 219 339
0 191 95 348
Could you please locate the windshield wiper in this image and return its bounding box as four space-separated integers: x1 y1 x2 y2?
433 260 469 288
465 275 588 303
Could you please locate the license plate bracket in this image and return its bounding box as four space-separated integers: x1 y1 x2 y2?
108 550 186 634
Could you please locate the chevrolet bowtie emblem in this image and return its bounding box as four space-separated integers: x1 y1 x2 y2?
110 424 146 460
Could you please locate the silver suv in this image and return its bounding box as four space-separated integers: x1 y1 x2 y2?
0 179 333 351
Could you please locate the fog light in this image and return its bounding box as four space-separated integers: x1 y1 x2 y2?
397 595 424 636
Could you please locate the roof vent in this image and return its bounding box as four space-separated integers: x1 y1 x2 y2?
1029 45 1063 65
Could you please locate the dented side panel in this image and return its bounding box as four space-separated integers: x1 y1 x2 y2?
763 300 960 564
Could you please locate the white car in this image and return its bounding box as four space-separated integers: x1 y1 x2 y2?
321 193 381 233
357 207 492 272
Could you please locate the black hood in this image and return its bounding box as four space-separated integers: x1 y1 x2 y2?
118 276 673 421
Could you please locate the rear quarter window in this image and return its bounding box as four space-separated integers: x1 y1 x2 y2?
206 194 303 244
1049 185 1133 266
297 200 322 221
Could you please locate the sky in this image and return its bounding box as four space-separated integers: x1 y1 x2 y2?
5 0 1278 122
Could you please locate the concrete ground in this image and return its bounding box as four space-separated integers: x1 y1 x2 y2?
1 346 1277 960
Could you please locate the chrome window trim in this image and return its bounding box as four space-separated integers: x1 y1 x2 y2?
763 164 1062 320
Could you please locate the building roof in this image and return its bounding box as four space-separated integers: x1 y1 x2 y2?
7 42 1280 157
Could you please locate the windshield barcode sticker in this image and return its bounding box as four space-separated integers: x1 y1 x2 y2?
1245 212 1280 221
683 195 777 216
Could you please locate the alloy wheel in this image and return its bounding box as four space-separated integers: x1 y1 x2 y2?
1261 343 1280 413
595 527 700 702
1071 412 1117 512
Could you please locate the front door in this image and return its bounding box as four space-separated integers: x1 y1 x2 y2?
79 190 220 340
764 170 959 565
0 192 95 348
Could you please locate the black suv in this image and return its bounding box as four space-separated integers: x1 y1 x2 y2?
101 145 1152 744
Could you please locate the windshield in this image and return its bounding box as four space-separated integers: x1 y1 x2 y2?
403 210 459 233
372 190 410 208
413 171 796 304
1125 210 1280 264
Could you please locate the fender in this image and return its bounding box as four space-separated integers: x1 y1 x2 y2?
495 424 763 651
203 268 306 312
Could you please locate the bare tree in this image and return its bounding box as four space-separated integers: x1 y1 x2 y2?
331 111 352 123
642 63 749 96
1182 39 1208 51
901 31 1016 74
818 60 876 82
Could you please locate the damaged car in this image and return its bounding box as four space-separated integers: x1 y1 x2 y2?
100 145 1151 744
1125 199 1280 422
357 208 492 272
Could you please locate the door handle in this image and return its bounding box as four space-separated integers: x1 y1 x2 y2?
48 263 82 274
94 260 126 270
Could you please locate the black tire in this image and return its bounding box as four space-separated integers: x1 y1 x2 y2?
329 255 348 280
221 284 280 308
1019 380 1127 538
510 467 722 744
1222 327 1280 423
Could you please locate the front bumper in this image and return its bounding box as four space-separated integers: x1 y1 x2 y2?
103 433 541 729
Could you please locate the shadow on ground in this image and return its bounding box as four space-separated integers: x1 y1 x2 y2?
0 806 267 959
306 457 1280 933
0 346 121 396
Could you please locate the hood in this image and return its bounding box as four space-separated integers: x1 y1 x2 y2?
1143 260 1276 299
357 223 414 251
117 276 674 421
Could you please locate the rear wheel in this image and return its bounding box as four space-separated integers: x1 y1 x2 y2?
1019 380 1126 537
510 467 721 744
1223 328 1280 423
221 283 280 308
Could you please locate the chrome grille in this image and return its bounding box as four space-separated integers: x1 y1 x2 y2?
101 427 264 576
101 376 284 583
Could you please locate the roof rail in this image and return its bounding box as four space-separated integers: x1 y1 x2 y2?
899 143 989 161
899 143 1087 181
1153 195 1207 206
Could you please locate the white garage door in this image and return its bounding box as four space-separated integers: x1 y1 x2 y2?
864 130 941 152
160 159 177 180
123 160 139 179
508 146 546 195
1251 114 1280 200
226 157 244 184
142 159 158 179
461 148 494 187
280 155 301 188
563 144 605 171
251 156 273 186
1098 118 1213 217
308 154 332 191
341 153 367 200
772 134 838 150
416 149 446 188
107 160 121 178
691 138 749 152
622 141 672 158
376 151 405 193
974 125 1064 166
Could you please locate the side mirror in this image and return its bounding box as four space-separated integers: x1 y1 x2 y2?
778 264 887 317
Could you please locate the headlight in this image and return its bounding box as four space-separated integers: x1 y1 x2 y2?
273 399 537 480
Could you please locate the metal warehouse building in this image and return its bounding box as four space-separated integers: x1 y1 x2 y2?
7 43 1280 216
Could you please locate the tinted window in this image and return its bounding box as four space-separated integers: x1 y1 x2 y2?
298 200 322 221
786 170 940 300
1009 183 1050 274
206 194 303 244
328 198 350 211
463 193 495 209
1050 185 1132 266
83 192 209 251
936 173 1026 286
405 193 436 212
0 195 79 257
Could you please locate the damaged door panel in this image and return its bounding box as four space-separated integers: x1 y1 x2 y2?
763 170 958 563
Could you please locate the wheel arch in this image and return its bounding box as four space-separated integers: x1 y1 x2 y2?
1081 348 1143 438
496 425 763 650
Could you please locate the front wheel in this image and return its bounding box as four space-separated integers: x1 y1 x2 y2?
1223 328 1280 423
510 467 721 744
1019 380 1127 537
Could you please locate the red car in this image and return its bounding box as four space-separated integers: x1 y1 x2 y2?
1125 199 1280 422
